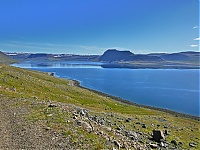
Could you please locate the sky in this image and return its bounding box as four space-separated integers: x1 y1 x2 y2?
0 0 199 54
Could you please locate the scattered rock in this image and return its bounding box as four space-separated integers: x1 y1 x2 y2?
142 124 146 128
164 125 168 128
138 132 143 135
73 116 77 119
48 72 54 76
164 129 169 135
171 140 177 145
105 127 112 132
160 142 165 147
12 87 17 92
189 142 197 147
125 118 131 122
77 121 92 132
150 143 158 148
92 116 98 122
99 131 104 135
79 109 85 116
113 140 120 149
178 142 183 146
47 114 53 117
48 103 57 107
116 126 121 131
152 130 165 142
44 127 51 131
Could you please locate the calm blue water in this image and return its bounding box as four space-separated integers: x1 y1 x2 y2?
12 61 200 116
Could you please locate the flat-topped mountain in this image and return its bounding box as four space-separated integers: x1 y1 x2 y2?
99 49 134 62
99 49 163 62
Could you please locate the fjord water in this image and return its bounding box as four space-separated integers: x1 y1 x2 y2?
13 61 200 116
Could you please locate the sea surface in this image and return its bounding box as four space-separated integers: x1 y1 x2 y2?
12 61 200 116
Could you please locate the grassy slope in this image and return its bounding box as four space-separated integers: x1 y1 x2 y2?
0 64 199 149
0 51 17 64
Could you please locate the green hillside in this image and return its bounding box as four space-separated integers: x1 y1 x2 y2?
0 51 17 64
0 64 199 149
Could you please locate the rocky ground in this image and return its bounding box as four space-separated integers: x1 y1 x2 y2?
0 96 199 149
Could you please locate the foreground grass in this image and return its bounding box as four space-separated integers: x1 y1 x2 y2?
0 64 199 149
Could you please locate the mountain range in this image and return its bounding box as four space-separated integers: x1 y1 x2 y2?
99 49 199 62
3 49 200 69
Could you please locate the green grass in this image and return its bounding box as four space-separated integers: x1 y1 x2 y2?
0 51 17 64
0 64 199 149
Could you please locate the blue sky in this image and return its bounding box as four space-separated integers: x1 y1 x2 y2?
0 0 199 54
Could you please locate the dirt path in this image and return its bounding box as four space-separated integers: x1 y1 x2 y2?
0 99 14 149
0 98 53 149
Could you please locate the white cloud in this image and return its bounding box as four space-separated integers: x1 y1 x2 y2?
190 44 198 47
194 37 200 41
193 26 198 29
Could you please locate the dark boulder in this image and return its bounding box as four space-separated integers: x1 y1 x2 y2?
152 130 165 142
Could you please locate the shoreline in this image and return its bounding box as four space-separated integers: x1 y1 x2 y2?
72 79 200 121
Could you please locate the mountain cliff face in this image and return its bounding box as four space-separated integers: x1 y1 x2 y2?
99 49 134 62
99 49 162 62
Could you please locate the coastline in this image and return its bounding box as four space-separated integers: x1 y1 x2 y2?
72 79 200 121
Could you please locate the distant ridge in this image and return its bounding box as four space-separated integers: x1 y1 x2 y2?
0 51 17 64
4 50 200 69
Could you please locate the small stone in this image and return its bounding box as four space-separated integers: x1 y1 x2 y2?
116 126 121 130
73 116 77 119
164 129 169 135
92 116 98 122
12 87 17 92
178 142 183 146
125 118 131 122
105 127 112 131
77 121 92 132
99 131 103 134
142 124 146 128
160 142 165 147
48 103 57 107
189 142 197 147
113 140 120 148
47 114 53 117
45 127 51 130
128 131 138 141
150 143 158 148
80 110 85 116
164 125 168 128
171 140 177 145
